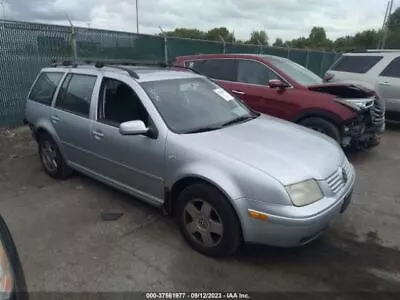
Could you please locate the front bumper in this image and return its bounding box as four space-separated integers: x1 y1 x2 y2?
235 165 355 247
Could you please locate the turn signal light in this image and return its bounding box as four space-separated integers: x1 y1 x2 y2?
248 209 269 221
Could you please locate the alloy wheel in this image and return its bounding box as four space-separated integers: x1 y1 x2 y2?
183 199 224 247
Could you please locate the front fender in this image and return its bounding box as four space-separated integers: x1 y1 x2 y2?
167 162 244 201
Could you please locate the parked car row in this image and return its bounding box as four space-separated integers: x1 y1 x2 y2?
25 60 355 257
175 54 386 149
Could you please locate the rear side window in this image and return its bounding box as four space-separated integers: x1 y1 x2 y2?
28 72 64 105
55 74 97 117
237 60 279 85
186 59 236 81
379 57 400 78
331 56 383 73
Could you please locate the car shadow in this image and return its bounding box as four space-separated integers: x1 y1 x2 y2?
235 232 400 293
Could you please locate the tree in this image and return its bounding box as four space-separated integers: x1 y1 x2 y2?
309 27 327 43
388 7 400 31
164 28 205 39
272 38 285 47
286 37 309 49
204 27 235 42
246 30 269 45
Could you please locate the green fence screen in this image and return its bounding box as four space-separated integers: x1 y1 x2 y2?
0 20 341 127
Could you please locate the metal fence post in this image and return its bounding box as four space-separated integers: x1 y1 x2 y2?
257 40 263 54
67 16 77 62
320 51 326 76
306 48 310 68
219 35 226 54
285 44 290 59
159 26 168 65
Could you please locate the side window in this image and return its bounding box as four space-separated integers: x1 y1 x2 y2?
185 60 205 73
28 72 64 105
379 57 400 78
331 56 383 73
237 60 279 85
187 59 236 81
98 78 148 126
55 74 97 117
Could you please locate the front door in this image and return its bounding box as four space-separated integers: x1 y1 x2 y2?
88 76 165 205
229 59 298 120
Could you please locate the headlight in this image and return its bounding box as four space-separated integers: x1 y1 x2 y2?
0 240 13 299
335 99 362 111
286 179 323 206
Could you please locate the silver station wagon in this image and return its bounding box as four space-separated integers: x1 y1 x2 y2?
25 61 356 257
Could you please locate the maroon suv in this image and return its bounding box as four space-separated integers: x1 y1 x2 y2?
175 54 385 149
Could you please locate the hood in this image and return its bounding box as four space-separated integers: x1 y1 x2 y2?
182 115 345 185
307 83 375 98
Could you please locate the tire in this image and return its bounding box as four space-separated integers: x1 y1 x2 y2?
38 133 72 179
176 183 242 258
299 117 341 142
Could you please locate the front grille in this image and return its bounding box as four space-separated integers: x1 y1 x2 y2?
326 159 352 194
371 97 385 125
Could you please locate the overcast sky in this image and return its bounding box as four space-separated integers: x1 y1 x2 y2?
2 0 399 41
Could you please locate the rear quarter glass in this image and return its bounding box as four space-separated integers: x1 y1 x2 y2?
331 56 383 74
28 72 65 106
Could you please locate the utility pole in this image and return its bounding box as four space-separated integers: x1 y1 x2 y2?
0 0 5 22
136 0 139 33
381 0 394 49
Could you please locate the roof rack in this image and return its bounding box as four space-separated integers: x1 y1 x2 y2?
50 59 200 79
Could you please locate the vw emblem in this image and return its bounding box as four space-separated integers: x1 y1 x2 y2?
339 167 348 183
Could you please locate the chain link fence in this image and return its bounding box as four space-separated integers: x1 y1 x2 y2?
0 20 342 127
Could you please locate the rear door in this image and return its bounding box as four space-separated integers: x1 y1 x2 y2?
377 56 400 113
185 58 238 92
232 59 299 120
52 71 99 168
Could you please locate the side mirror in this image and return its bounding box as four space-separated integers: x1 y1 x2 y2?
268 79 287 89
0 215 28 299
323 72 334 82
119 120 149 136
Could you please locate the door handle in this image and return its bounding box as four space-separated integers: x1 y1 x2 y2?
232 90 245 95
379 82 391 86
51 115 59 123
92 130 104 140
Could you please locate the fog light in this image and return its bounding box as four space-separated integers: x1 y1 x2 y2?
248 209 269 221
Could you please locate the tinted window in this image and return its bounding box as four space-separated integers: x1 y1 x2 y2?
186 59 236 81
98 78 148 126
380 57 400 78
331 55 383 73
237 60 279 85
55 74 96 117
141 78 253 133
267 56 322 86
29 72 64 105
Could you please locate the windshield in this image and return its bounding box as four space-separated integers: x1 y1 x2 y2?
268 57 323 86
140 78 255 133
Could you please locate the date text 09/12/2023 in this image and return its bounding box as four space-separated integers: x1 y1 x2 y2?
145 292 251 299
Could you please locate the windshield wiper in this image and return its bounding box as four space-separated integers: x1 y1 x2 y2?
221 114 258 128
183 126 222 134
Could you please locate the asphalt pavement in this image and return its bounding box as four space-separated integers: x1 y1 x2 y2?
0 126 399 294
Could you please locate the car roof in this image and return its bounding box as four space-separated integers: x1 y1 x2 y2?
342 50 400 57
178 53 289 61
42 64 203 82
